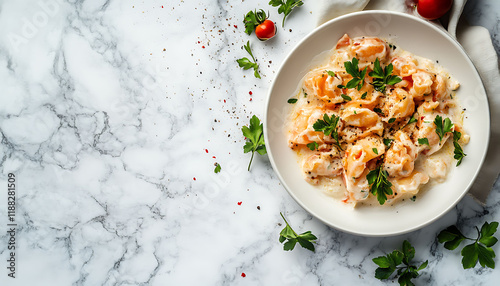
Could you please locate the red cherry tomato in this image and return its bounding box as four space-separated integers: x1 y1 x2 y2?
417 0 453 20
255 19 276 41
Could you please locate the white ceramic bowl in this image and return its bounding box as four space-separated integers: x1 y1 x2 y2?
264 11 490 236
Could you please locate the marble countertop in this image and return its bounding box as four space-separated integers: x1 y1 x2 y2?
0 0 499 285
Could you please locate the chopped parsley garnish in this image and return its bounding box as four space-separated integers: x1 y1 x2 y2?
373 240 428 285
418 138 429 146
313 114 342 150
434 115 453 142
287 98 298 104
453 131 466 166
369 58 402 93
388 118 396 124
341 94 352 101
367 164 393 205
361 92 367 99
242 115 267 171
326 70 336 77
279 212 317 252
307 142 319 151
237 41 261 79
372 148 379 155
344 57 368 91
269 0 304 27
438 221 498 269
383 138 393 148
405 113 418 127
214 163 221 173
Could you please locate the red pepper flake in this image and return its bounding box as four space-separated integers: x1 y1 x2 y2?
212 156 216 159
249 91 253 95
421 116 425 120
249 98 252 101
237 201 242 205
241 273 246 278
193 177 196 181
197 41 200 44
224 99 226 103
202 45 205 49
161 5 163 8
205 149 209 153
234 25 238 28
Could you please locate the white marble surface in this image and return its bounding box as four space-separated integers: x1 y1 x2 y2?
0 0 499 285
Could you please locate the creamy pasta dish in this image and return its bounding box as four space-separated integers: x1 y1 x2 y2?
286 34 468 206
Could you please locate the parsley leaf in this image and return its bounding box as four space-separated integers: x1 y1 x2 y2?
344 58 368 91
242 115 267 171
368 58 402 93
326 70 336 77
307 142 318 151
367 164 393 205
418 138 429 146
361 92 368 99
438 221 498 269
269 0 304 27
237 41 261 79
373 240 428 286
452 131 466 166
404 113 418 127
383 138 394 148
214 163 221 173
279 212 317 252
341 94 352 101
434 115 453 142
312 113 342 150
287 98 298 104
243 9 267 35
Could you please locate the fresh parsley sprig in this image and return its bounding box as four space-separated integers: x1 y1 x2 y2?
243 9 268 35
373 240 428 286
307 142 318 151
312 114 342 150
438 221 498 269
242 115 267 171
344 58 368 91
269 0 303 27
237 41 261 79
367 164 393 205
434 115 453 142
369 58 402 93
452 131 466 166
279 212 317 252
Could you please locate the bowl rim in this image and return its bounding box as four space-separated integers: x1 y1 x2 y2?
263 10 490 237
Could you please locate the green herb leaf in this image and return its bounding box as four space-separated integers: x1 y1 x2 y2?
452 131 466 166
313 113 342 150
287 98 298 104
326 70 336 77
214 163 221 173
341 94 352 101
367 165 393 205
383 138 393 148
372 148 378 155
368 58 402 93
279 212 317 252
405 113 418 127
434 115 453 142
243 10 268 35
373 240 426 285
307 142 319 151
269 0 304 27
237 41 261 79
241 115 266 171
438 221 498 269
418 138 429 146
361 92 367 99
388 118 396 124
344 58 368 91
